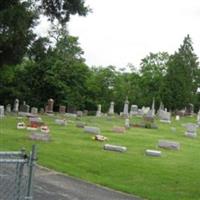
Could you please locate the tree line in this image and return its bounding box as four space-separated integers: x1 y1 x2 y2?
0 1 200 113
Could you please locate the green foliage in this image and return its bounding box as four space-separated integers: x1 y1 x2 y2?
40 0 90 24
163 35 199 110
0 0 37 67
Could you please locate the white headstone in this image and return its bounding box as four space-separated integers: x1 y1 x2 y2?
108 101 114 115
123 97 129 117
0 106 5 117
96 104 102 117
104 144 127 152
13 99 19 112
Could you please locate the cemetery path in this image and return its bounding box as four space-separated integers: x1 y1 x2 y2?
34 165 142 200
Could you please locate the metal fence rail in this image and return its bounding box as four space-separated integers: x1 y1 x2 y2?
0 145 36 200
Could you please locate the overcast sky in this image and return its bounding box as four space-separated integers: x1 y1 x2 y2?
36 0 200 69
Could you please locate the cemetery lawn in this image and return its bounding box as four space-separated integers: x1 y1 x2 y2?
1 115 200 200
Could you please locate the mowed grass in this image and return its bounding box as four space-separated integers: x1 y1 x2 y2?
0 114 200 200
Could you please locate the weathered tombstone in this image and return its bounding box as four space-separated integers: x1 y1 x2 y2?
108 101 115 115
31 107 38 115
19 101 30 113
142 106 150 114
55 119 67 126
0 106 5 118
59 105 66 114
123 97 129 117
137 109 144 116
185 123 197 138
77 111 83 117
151 98 155 117
39 108 45 114
28 117 44 128
125 118 130 129
29 132 50 141
112 126 126 133
175 115 180 121
158 140 180 150
13 99 19 112
130 105 138 116
145 149 161 157
104 144 127 152
6 104 11 113
46 98 54 113
84 126 101 134
159 110 171 123
96 104 102 117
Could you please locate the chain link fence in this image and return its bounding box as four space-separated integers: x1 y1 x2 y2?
0 145 36 200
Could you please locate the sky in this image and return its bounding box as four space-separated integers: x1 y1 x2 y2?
36 0 200 69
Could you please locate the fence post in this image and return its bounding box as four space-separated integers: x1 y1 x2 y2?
25 145 36 200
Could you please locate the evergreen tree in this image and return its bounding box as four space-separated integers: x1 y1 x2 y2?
163 35 199 110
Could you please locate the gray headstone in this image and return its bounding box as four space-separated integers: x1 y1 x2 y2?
158 140 180 150
145 149 161 157
6 104 11 113
31 107 38 114
125 118 130 129
96 104 102 117
130 105 138 116
46 98 54 113
104 144 127 152
59 105 66 114
123 97 129 117
108 101 114 115
29 132 50 141
185 123 197 138
77 111 83 117
84 126 101 134
159 110 171 123
55 119 67 126
0 106 4 118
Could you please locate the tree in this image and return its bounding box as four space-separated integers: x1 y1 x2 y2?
163 35 199 110
0 0 37 67
40 0 90 24
139 52 169 107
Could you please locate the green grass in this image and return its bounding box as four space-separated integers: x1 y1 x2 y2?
0 114 200 200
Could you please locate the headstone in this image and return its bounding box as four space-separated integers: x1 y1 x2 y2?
29 117 44 127
158 140 180 150
108 101 115 115
77 111 83 117
159 110 171 123
151 98 155 117
145 149 161 157
142 106 150 114
55 119 67 126
29 132 50 141
83 110 88 116
130 105 138 116
19 101 30 113
112 126 126 133
6 104 11 113
46 98 54 113
123 97 129 117
175 115 180 121
84 126 101 134
104 144 127 152
39 108 45 114
185 123 197 138
96 104 102 117
65 113 77 117
125 118 130 129
59 105 66 114
13 99 19 112
31 107 38 115
0 106 4 118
